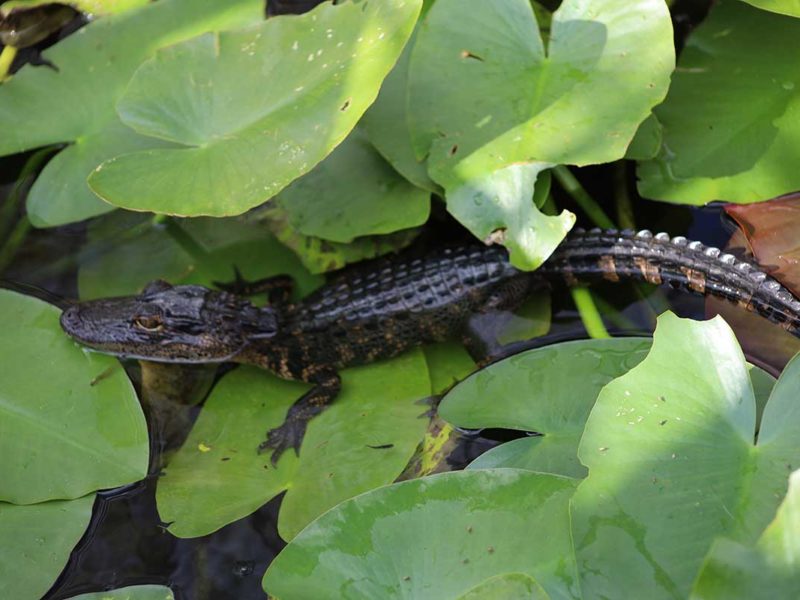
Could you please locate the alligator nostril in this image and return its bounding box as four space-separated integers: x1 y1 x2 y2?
60 307 80 333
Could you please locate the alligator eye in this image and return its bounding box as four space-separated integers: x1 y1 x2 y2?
134 315 163 331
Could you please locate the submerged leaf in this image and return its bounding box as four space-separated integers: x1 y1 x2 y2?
638 1 800 204
88 0 422 216
66 585 175 600
0 290 148 504
263 469 579 599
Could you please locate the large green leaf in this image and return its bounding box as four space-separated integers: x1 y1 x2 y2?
0 495 94 600
0 0 264 227
0 290 148 504
87 0 422 217
276 129 430 243
263 469 579 599
77 212 323 299
408 0 673 177
637 1 800 204
690 468 800 599
156 350 430 540
739 0 800 17
441 338 652 478
571 313 800 599
67 585 175 600
406 0 672 268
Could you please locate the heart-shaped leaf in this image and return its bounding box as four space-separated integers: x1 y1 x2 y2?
572 313 800 599
88 0 422 217
0 290 148 504
738 0 800 17
406 0 672 268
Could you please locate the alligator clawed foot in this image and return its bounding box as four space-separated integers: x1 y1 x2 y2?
258 419 308 466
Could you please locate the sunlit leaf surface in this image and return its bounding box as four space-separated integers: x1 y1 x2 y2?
407 0 672 267
0 0 264 226
572 313 800 599
88 0 422 216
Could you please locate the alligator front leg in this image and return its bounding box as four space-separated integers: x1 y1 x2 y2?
258 368 342 466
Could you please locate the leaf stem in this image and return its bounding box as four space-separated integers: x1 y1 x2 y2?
553 165 615 229
0 45 18 81
571 286 610 339
613 162 636 230
0 146 58 242
0 215 31 274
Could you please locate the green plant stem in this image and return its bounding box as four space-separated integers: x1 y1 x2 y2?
590 294 640 332
571 286 610 339
0 215 31 274
0 45 17 81
0 146 58 242
613 162 636 230
553 165 615 229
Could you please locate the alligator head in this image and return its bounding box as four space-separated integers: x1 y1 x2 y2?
60 280 278 363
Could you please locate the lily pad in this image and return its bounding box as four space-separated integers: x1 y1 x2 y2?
0 494 94 600
156 350 431 540
263 469 580 599
441 337 652 478
66 585 175 600
408 0 673 179
0 290 148 504
0 0 265 227
276 129 430 243
406 0 671 267
637 1 800 204
77 212 323 299
690 468 800 599
571 313 800 599
88 0 422 217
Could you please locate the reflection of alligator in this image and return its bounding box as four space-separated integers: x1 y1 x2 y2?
60 228 800 464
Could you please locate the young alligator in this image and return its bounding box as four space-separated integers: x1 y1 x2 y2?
60 228 800 464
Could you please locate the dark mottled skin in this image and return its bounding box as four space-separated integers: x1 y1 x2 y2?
60 229 800 464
